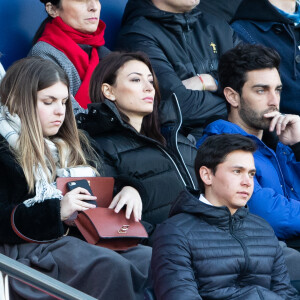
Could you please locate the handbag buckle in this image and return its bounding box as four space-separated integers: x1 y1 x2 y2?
118 225 130 234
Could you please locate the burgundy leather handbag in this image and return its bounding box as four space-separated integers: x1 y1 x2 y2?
56 177 148 251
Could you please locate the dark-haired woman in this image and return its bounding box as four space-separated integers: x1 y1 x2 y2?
0 57 151 300
29 0 109 113
77 52 197 241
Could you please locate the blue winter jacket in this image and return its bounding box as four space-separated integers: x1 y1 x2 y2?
197 119 300 239
231 0 300 115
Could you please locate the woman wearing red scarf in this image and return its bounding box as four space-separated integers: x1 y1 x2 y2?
29 0 109 113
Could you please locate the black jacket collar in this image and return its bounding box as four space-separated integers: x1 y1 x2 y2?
170 190 249 229
122 0 202 29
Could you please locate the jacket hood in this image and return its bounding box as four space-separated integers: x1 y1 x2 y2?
76 100 131 136
232 0 292 24
169 190 248 227
122 0 202 28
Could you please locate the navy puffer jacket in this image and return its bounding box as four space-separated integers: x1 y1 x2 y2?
151 191 299 299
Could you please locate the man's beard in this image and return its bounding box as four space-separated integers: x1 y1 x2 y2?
239 97 278 131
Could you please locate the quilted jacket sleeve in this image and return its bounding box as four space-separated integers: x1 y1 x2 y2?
249 177 300 239
270 241 300 299
151 222 202 300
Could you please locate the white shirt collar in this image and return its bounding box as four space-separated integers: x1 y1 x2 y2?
199 194 213 206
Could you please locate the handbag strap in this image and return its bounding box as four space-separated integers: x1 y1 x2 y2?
10 205 65 244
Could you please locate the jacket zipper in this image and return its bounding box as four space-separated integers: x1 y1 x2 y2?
157 145 187 187
229 217 249 276
182 13 207 74
173 93 196 189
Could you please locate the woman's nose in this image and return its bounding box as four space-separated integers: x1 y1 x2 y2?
144 81 154 92
55 102 65 115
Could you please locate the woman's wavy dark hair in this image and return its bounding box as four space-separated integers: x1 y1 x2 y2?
90 51 166 146
33 0 61 44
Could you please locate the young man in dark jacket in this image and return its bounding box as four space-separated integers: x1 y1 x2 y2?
231 0 300 116
151 134 299 300
117 0 240 141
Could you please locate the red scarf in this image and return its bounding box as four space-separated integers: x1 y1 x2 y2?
39 17 106 108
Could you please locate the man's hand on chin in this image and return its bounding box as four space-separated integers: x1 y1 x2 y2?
265 111 300 145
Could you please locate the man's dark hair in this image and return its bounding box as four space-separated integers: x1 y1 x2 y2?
195 134 257 191
218 44 281 96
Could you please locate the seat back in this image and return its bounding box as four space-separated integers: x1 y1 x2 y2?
0 0 128 69
101 0 128 49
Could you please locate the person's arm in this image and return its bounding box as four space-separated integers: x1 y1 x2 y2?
276 142 300 201
270 241 300 299
182 74 218 91
0 158 65 244
117 34 227 128
247 113 300 239
249 177 300 239
267 113 300 195
290 142 300 161
266 113 300 146
151 222 202 300
90 137 144 222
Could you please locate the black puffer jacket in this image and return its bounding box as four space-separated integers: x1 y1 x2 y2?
77 101 197 237
151 191 299 299
117 0 239 138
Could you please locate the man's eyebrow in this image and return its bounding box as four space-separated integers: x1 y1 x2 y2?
231 165 245 169
231 166 256 172
252 84 283 89
252 84 269 88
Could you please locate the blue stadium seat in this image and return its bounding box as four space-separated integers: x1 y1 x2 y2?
0 0 127 69
101 0 128 49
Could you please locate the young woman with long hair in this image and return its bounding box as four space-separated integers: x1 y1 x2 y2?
0 57 150 300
